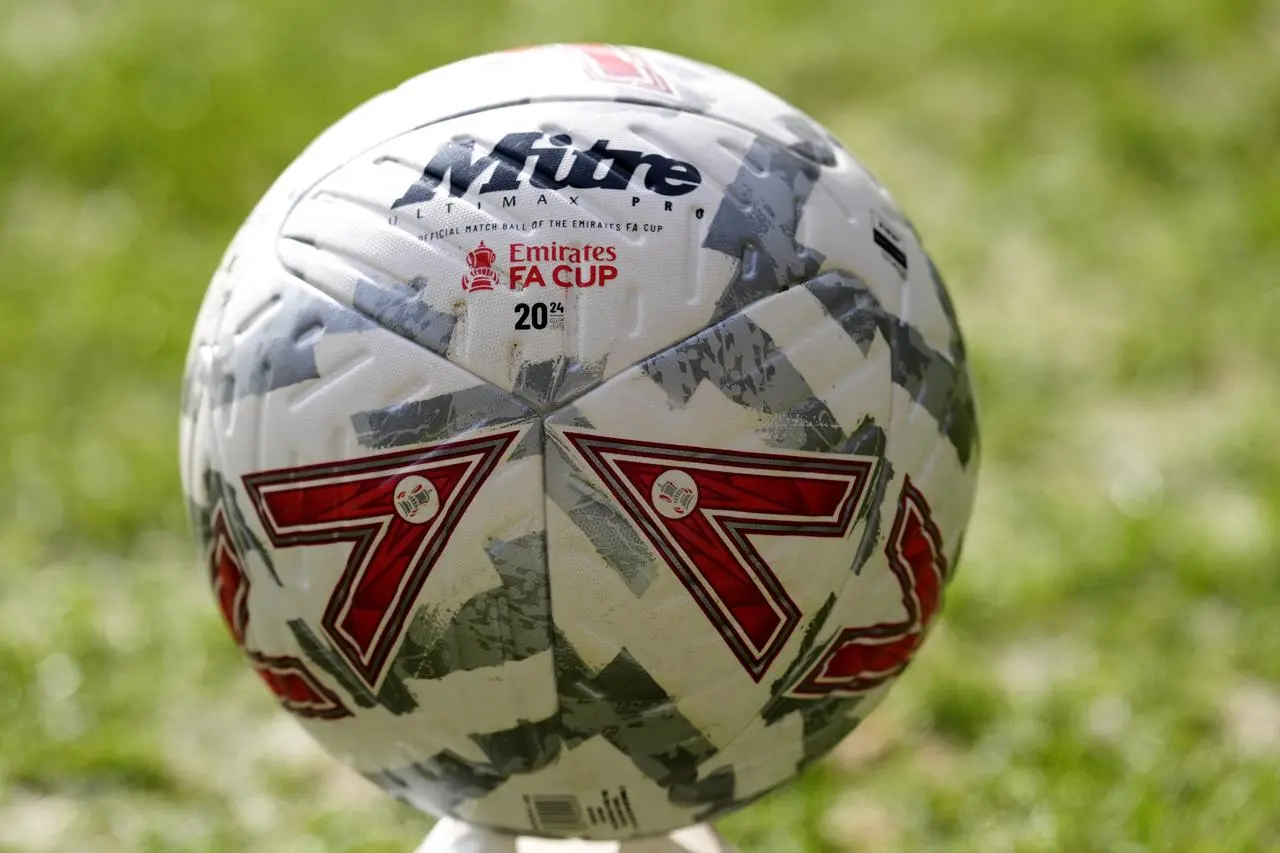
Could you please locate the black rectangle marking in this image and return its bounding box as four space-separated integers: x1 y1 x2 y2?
873 226 908 272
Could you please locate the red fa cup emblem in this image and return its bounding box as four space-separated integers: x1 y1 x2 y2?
461 241 500 292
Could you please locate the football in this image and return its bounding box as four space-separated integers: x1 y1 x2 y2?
179 43 979 840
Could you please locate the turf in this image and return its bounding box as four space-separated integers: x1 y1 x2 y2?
2 0 1278 850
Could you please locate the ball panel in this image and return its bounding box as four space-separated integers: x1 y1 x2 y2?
280 99 854 411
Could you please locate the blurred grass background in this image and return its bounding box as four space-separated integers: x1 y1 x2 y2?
2 0 1278 850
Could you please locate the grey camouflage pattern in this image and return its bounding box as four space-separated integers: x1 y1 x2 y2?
290 531 553 717
705 136 825 321
805 270 979 466
349 276 458 357
640 312 848 453
553 633 738 817
366 712 561 816
757 596 872 771
775 113 839 168
544 433 659 596
510 356 608 411
390 531 552 683
290 619 378 709
838 419 894 580
927 257 968 364
352 384 536 450
212 285 375 407
187 467 280 586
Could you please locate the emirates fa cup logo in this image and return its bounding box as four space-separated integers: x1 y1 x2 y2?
461 241 499 292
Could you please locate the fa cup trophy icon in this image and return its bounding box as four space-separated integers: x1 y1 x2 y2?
180 42 977 853
461 241 501 292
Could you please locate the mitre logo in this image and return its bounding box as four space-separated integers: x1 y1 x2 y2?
392 131 703 208
461 241 499 292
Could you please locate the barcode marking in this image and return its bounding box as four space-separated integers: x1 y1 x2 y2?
525 794 587 834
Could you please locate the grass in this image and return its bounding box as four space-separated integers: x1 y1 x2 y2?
2 0 1278 850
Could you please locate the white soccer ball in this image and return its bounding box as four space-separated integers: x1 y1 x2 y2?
179 43 979 840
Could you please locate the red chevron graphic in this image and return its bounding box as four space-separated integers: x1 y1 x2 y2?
789 476 949 696
563 430 875 681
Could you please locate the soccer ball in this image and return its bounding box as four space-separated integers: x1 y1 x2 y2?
179 44 978 840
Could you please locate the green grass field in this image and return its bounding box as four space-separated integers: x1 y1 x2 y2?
2 1 1278 850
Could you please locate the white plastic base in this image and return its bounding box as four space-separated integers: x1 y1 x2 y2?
415 819 738 853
